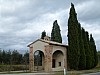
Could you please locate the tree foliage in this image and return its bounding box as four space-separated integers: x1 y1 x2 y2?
98 51 100 62
90 34 98 68
41 30 46 39
68 3 80 70
51 20 62 43
78 24 86 70
0 49 29 65
83 30 92 69
23 51 29 64
68 3 98 70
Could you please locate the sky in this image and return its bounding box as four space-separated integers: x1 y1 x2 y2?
0 0 100 53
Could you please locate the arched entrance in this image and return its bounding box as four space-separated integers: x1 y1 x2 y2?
34 50 44 71
52 50 64 70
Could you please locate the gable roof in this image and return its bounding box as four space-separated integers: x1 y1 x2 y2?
27 39 68 47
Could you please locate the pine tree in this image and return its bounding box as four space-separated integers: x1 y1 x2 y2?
90 34 98 68
51 20 62 43
78 23 86 70
41 30 46 39
68 3 80 70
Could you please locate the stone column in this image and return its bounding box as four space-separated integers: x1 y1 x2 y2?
29 47 34 72
44 45 53 72
64 48 67 70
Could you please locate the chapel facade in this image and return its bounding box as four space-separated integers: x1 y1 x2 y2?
28 36 68 72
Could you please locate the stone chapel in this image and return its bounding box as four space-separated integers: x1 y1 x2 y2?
28 36 68 72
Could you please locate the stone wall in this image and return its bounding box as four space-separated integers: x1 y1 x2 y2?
44 45 53 72
29 46 34 71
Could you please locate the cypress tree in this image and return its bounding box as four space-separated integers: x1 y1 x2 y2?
68 3 80 70
51 20 62 43
82 28 91 69
90 34 98 68
86 31 93 69
78 23 86 70
41 30 46 39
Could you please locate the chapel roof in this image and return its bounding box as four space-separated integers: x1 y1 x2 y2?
27 39 68 47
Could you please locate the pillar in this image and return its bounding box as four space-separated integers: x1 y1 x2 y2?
44 45 53 72
29 47 34 71
64 48 67 70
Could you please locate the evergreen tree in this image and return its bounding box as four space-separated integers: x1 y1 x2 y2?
68 3 80 70
98 51 100 62
51 20 62 43
86 31 94 69
23 51 29 64
0 50 2 64
90 34 98 68
12 50 22 64
6 50 11 64
41 30 46 39
82 28 91 69
2 50 6 64
78 23 86 70
86 31 92 69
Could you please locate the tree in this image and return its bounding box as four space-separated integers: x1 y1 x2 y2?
78 23 86 70
6 50 11 64
90 34 98 68
0 49 2 64
68 3 80 70
51 20 62 43
11 50 22 64
98 51 100 63
2 50 6 64
23 51 29 64
23 51 29 71
41 30 46 39
81 28 91 69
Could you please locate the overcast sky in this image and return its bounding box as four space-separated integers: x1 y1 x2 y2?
0 0 100 53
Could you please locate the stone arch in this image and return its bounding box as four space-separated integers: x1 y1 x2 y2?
34 50 44 71
52 50 64 69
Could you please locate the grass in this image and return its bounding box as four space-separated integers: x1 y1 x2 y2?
54 66 100 75
0 64 29 72
68 67 100 75
0 63 100 75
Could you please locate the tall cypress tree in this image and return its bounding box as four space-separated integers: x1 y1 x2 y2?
41 30 46 39
78 23 86 70
85 31 92 69
90 34 98 68
82 28 91 69
68 3 80 70
51 20 62 43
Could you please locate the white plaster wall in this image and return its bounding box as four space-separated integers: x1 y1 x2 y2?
52 45 67 71
32 40 49 54
53 51 64 67
52 45 67 56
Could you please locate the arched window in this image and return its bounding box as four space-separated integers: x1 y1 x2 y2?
34 50 43 66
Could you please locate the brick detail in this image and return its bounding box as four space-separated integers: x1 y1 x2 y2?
29 47 34 71
44 45 53 72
